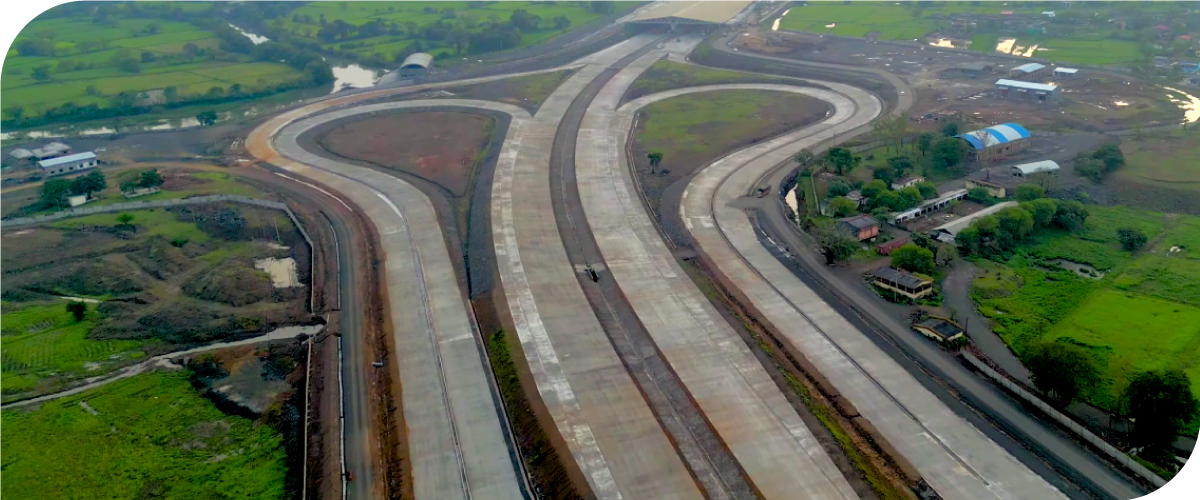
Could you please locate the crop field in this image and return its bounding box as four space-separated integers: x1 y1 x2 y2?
974 206 1200 415
0 302 147 396
4 14 305 121
1 371 287 500
277 1 640 59
779 3 935 41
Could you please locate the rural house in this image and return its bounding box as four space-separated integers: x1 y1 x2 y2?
838 214 880 241
913 317 966 343
872 267 934 300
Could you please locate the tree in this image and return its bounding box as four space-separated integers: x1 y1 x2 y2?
825 147 860 176
872 166 896 186
1053 200 1089 231
66 302 87 322
647 151 663 169
813 225 859 264
139 169 164 188
874 113 910 154
1015 183 1045 202
914 181 938 200
1073 156 1106 183
1026 342 1100 406
891 244 935 274
872 190 902 212
1122 369 1199 452
70 170 107 196
967 186 990 202
1020 198 1058 227
827 179 852 197
1117 228 1148 251
860 179 887 199
887 155 913 180
996 206 1035 242
510 9 541 31
40 179 73 209
31 65 53 82
590 1 616 14
941 121 960 137
553 15 571 30
917 132 934 157
828 197 858 217
930 137 965 172
935 242 959 266
196 110 218 127
794 148 818 173
117 212 134 227
1092 143 1126 172
897 186 923 209
304 60 334 85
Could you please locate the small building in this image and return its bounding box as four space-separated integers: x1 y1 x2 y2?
30 141 71 160
1009 62 1047 79
1177 35 1194 42
1181 62 1200 74
913 317 966 343
845 189 867 207
929 201 1019 243
876 237 909 256
67 194 90 207
1053 67 1080 79
965 178 1007 198
995 79 1060 103
872 267 934 300
9 148 34 161
838 214 880 241
957 122 1031 160
948 61 993 78
397 52 433 79
38 151 97 177
890 189 969 225
1010 159 1060 177
891 176 926 190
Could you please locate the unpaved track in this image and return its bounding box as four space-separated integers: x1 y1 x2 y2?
575 44 857 499
250 97 528 500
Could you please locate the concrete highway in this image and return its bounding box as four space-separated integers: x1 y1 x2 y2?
251 99 529 500
574 45 858 499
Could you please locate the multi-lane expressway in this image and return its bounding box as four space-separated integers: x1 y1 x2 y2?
250 18 1147 500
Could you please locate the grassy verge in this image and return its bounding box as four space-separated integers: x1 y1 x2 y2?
0 371 287 499
486 330 583 500
625 60 797 101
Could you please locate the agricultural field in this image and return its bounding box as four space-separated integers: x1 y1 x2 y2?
972 206 1200 417
274 1 641 60
776 1 1153 66
1 202 314 401
3 12 307 125
1 371 287 500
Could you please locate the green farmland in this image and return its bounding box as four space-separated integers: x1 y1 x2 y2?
3 10 308 126
973 206 1200 418
779 2 935 41
275 1 641 60
1 371 287 500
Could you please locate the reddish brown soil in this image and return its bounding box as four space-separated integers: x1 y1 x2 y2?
315 112 494 196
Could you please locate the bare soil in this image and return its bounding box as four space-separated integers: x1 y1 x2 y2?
315 112 494 197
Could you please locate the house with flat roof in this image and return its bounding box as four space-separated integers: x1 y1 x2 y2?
913 317 966 343
995 79 1060 102
872 267 934 300
38 151 97 177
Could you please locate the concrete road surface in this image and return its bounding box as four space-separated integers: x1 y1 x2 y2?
490 33 706 500
252 99 527 500
575 46 857 499
672 79 1092 499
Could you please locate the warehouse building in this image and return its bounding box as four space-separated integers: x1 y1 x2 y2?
1053 67 1080 79
890 189 969 225
30 141 71 160
1011 159 1060 177
957 122 1032 159
995 79 1060 102
39 151 98 177
838 214 880 241
1009 62 1048 78
945 61 993 78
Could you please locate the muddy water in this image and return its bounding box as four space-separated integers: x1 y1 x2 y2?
255 257 301 287
1164 87 1200 123
785 185 800 218
229 24 269 45
330 64 383 94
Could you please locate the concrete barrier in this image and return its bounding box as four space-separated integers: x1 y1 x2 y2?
961 351 1166 488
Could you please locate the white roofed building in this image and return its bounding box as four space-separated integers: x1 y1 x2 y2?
38 151 98 177
1010 160 1060 177
995 79 1060 102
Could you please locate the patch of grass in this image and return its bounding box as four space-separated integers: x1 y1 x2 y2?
972 259 1095 351
1025 205 1166 270
626 60 795 101
1120 129 1200 191
0 371 286 499
1046 291 1200 410
0 302 147 395
779 2 936 41
52 209 212 243
1112 254 1200 307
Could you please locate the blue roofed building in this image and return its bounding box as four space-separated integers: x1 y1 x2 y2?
957 123 1032 160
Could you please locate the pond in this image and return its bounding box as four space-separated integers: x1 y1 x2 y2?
1047 259 1105 280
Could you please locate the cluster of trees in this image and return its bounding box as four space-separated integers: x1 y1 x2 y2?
1073 143 1126 183
39 171 107 209
1027 341 1198 459
119 169 165 192
955 197 1090 258
890 244 936 275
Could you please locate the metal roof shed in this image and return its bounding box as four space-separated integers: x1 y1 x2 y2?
1012 63 1046 73
1010 160 1060 176
958 123 1032 151
38 151 97 169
